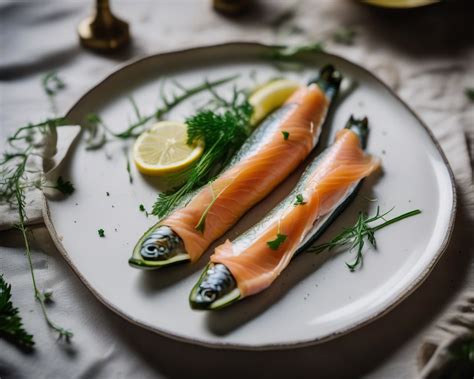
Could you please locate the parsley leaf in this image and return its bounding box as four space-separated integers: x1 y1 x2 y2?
282 131 290 140
98 228 105 237
267 233 287 250
294 193 306 206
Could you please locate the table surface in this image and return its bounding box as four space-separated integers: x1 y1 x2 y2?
1 1 473 378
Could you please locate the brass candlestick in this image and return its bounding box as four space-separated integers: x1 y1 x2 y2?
78 0 130 53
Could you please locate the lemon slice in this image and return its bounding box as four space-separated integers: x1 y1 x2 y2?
249 79 301 126
133 121 203 176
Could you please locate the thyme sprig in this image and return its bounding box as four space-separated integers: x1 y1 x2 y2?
308 207 421 271
0 274 34 350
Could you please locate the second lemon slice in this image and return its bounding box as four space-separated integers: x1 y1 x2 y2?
133 121 203 176
248 79 301 126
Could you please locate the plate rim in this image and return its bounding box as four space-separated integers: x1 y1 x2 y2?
42 41 457 350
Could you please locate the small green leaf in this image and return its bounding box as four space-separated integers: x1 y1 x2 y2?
294 193 306 206
98 228 105 237
139 204 149 217
282 131 290 140
267 233 287 250
54 176 75 195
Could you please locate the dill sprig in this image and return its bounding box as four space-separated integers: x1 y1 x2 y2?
1 83 74 343
308 207 421 271
1 118 72 206
84 75 238 148
0 274 34 350
151 88 253 218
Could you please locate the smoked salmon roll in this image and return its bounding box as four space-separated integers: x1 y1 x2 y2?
130 65 342 269
190 116 380 309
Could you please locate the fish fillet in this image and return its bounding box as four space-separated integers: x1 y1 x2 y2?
162 85 329 262
211 128 380 296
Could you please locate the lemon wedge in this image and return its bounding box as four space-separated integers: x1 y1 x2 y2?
249 79 301 126
133 121 203 176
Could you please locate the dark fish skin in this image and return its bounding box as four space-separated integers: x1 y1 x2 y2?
189 264 236 309
139 226 185 261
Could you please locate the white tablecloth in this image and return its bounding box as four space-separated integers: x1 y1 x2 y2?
1 1 473 378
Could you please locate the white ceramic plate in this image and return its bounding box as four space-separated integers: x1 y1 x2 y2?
44 43 455 349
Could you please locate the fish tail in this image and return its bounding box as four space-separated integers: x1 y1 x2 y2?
308 64 342 100
345 115 369 149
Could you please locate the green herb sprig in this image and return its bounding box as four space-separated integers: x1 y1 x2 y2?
194 180 233 233
0 275 34 350
1 79 74 344
308 207 421 271
84 75 238 149
15 180 73 341
42 72 66 114
270 43 325 60
152 88 253 218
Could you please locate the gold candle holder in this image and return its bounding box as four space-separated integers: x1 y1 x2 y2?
78 0 130 53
